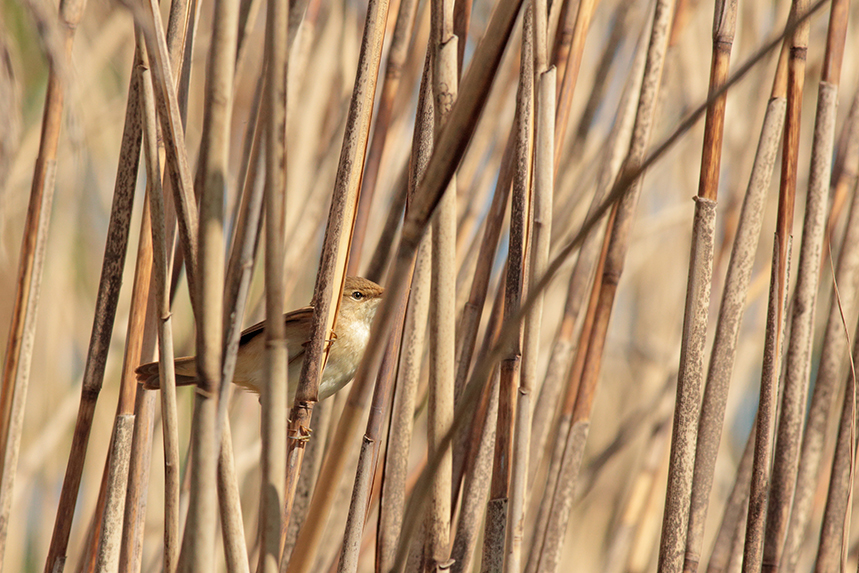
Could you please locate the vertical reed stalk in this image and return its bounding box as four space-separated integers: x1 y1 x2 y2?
282 0 391 569
426 0 458 567
813 316 858 573
450 279 505 573
119 388 156 573
528 32 646 489
483 9 533 572
683 53 788 572
178 0 238 567
531 1 675 569
707 427 755 573
506 1 551 570
377 239 431 572
762 0 847 567
783 90 859 572
376 48 435 573
658 1 735 570
93 415 135 572
337 297 408 573
741 0 809 569
259 0 289 567
137 0 200 310
139 36 183 572
348 0 420 274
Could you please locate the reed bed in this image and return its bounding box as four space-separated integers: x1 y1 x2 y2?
3 0 859 572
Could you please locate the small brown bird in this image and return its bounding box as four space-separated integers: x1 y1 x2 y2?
135 276 384 401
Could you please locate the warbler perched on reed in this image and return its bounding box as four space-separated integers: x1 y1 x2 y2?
135 276 384 401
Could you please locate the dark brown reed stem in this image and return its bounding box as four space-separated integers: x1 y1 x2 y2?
657 1 736 571
282 0 391 569
741 0 809 569
683 65 788 573
258 0 289 567
762 0 848 567
348 0 420 275
784 88 859 572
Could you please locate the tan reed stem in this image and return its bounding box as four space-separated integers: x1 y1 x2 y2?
348 0 420 275
282 0 391 569
118 388 156 573
376 238 431 572
683 58 789 573
527 29 646 491
762 0 848 567
783 87 859 572
93 415 135 572
138 36 184 571
391 4 831 572
135 0 201 312
813 311 858 573
258 0 289 567
3 0 84 566
178 0 239 566
741 0 809 568
658 1 736 570
450 278 505 573
507 1 553 569
376 52 435 569
425 0 458 567
530 1 675 570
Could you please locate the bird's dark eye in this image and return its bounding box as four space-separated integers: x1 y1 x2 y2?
351 291 364 300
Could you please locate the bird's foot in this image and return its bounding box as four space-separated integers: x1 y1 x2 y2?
288 423 313 443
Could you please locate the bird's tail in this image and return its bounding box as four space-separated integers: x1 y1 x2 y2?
135 357 199 390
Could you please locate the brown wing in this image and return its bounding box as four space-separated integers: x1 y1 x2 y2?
238 306 314 365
